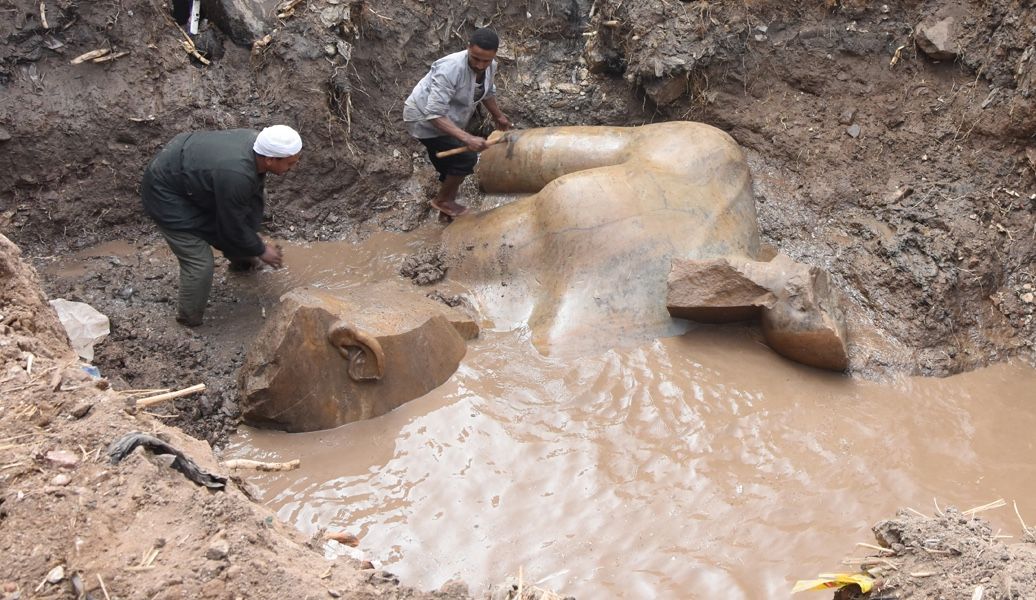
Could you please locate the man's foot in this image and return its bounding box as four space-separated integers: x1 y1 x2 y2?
430 199 469 217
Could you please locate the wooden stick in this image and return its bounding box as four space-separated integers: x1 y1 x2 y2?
92 51 130 63
39 1 48 28
135 383 205 408
1014 500 1031 534
904 506 929 518
71 49 110 64
119 388 172 395
856 542 896 554
964 499 1006 516
97 574 111 600
224 458 300 472
435 130 509 158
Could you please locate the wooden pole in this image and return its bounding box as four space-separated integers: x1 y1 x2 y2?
135 383 206 408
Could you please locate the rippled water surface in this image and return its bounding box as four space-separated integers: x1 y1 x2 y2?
227 268 1036 598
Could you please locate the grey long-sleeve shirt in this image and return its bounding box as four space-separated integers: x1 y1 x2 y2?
141 129 267 257
403 49 497 139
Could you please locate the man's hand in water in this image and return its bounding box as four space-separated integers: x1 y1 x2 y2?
260 243 283 268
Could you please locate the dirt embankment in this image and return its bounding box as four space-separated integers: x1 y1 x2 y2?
831 506 1036 599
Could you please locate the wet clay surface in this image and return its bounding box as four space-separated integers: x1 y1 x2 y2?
227 330 1036 598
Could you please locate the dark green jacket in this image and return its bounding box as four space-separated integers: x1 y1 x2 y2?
141 129 266 257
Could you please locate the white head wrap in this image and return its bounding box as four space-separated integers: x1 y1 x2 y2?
253 125 302 158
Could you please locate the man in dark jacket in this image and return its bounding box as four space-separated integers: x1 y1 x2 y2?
141 125 302 326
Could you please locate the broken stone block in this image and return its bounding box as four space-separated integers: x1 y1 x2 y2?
914 16 962 61
666 258 776 323
239 282 477 432
758 255 849 371
666 254 848 371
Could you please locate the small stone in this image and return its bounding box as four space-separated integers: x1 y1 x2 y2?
328 591 341 599
49 473 71 486
438 580 470 595
45 450 79 468
838 109 857 125
0 127 11 142
846 124 861 138
70 402 94 419
1021 292 1034 304
118 286 134 299
200 579 226 599
205 539 230 561
4 581 18 592
325 531 359 547
359 561 374 570
45 565 65 584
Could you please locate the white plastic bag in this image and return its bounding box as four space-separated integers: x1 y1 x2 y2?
49 298 110 361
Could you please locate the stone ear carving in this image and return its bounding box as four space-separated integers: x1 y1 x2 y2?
327 321 385 381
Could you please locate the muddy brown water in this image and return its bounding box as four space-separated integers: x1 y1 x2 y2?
53 232 1035 598
192 230 1036 599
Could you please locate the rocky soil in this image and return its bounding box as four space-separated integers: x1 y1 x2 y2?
827 506 1036 599
1 0 1035 597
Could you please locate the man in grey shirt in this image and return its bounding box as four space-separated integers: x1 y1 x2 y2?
403 28 512 217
